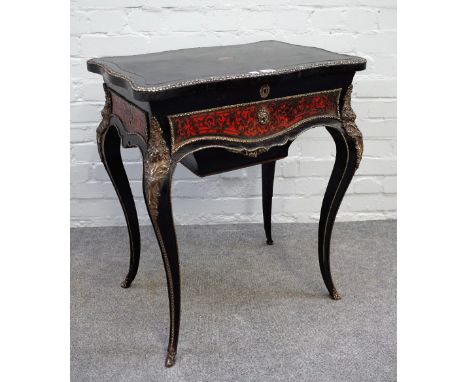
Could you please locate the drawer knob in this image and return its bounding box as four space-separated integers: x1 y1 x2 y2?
259 84 270 98
257 107 270 125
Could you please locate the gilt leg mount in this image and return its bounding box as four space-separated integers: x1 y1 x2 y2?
144 117 172 219
341 84 363 169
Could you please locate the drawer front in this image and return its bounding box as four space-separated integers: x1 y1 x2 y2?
168 88 341 153
111 91 148 141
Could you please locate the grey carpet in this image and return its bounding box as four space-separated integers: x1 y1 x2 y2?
71 221 396 382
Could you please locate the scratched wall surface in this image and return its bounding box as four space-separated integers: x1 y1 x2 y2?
71 0 396 227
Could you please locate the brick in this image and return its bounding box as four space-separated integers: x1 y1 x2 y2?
75 0 146 9
173 165 198 180
75 124 101 142
272 178 296 195
143 0 217 8
81 80 106 101
340 194 395 212
353 99 397 119
71 58 97 81
71 182 125 199
383 176 396 193
71 11 90 35
344 9 379 32
169 11 218 33
147 33 216 53
299 138 336 158
276 10 310 31
356 0 396 9
295 178 327 196
173 197 262 216
287 142 301 157
237 10 275 30
71 144 101 163
70 127 90 143
358 158 396 175
120 148 143 162
353 177 383 194
378 9 397 30
172 180 219 198
363 140 394 157
290 0 395 6
71 36 80 56
309 9 344 30
204 10 241 31
128 9 168 33
220 168 247 179
81 35 148 56
70 81 82 102
218 178 261 197
94 162 143 181
301 33 357 53
278 160 299 178
358 119 396 138
356 31 396 54
70 103 101 123
353 78 397 98
71 199 122 218
299 160 334 177
367 100 397 119
245 166 261 178
88 10 127 33
282 196 324 214
365 55 396 77
71 164 91 183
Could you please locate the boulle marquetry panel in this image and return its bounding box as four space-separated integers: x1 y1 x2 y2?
111 91 148 141
168 89 340 153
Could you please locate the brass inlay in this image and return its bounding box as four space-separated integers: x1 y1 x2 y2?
168 88 342 154
257 107 270 125
89 57 366 94
259 84 270 98
331 287 342 300
144 117 171 219
341 84 363 169
165 346 177 367
142 118 178 358
227 147 269 158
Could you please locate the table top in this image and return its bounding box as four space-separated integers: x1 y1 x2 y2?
87 40 366 99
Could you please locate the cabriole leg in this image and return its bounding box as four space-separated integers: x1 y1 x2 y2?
142 118 180 367
318 85 363 300
97 87 141 288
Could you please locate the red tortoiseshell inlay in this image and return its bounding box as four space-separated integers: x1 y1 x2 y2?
169 89 340 152
111 91 148 141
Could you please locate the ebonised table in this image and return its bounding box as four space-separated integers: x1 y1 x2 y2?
87 40 366 367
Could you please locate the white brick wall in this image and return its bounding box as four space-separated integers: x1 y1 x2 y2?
70 0 397 227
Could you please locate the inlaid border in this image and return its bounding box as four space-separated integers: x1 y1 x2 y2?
88 57 365 94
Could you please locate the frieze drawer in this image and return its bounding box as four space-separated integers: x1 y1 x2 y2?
168 88 341 153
